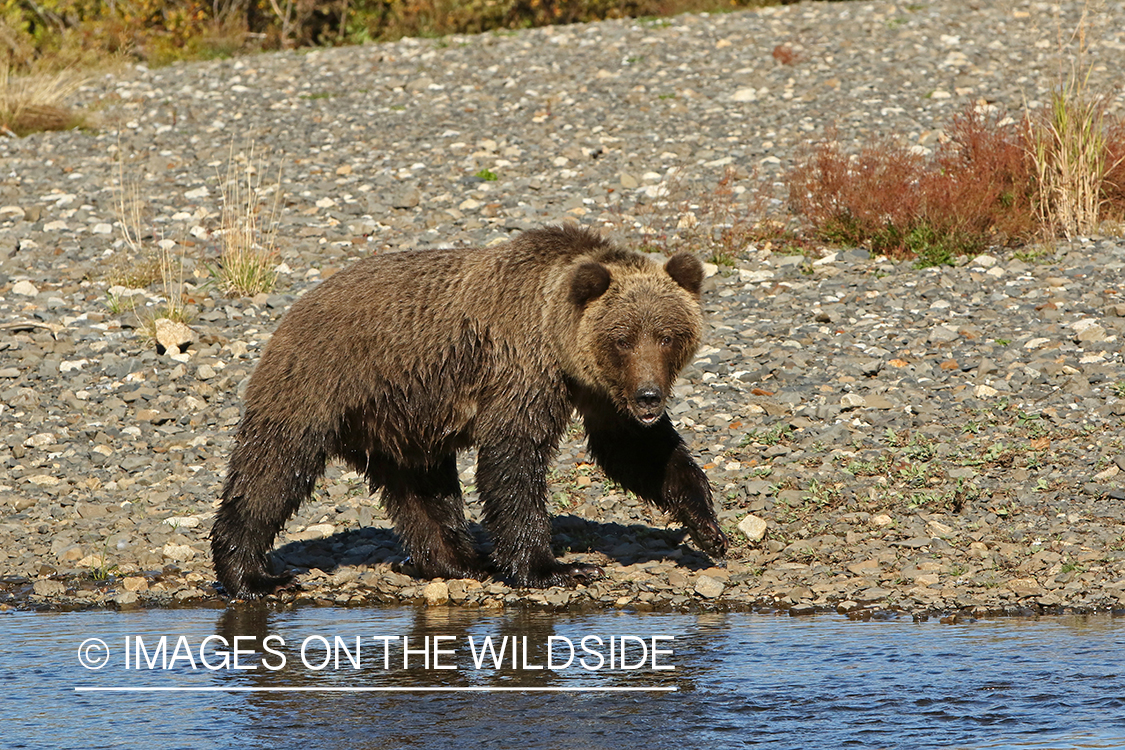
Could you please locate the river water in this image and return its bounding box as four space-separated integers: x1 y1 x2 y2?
3 607 1123 749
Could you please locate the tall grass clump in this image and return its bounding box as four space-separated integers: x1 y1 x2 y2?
215 146 281 298
112 152 191 336
0 61 84 137
1025 9 1125 238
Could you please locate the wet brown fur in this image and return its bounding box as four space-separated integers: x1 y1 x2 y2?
210 225 728 598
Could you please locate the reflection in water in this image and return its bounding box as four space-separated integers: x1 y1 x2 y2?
3 608 1124 750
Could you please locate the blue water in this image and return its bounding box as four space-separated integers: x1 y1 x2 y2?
2 607 1123 749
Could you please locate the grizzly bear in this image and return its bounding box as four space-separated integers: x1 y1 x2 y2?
210 224 728 598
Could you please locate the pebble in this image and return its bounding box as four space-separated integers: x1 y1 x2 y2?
738 513 767 541
694 575 725 599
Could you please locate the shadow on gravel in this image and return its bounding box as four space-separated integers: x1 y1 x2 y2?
269 514 718 582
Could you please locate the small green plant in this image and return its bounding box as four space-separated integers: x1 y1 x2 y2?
994 338 1011 347
89 540 118 581
104 290 141 315
1113 381 1125 399
709 250 736 267
474 168 498 182
741 423 792 447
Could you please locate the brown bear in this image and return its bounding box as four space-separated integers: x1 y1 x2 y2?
210 224 728 598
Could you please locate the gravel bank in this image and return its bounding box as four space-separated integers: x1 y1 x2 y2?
3 0 1125 617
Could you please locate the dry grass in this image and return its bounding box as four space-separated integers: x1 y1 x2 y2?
111 152 191 334
1028 81 1109 238
215 144 282 298
0 62 85 137
1024 6 1125 239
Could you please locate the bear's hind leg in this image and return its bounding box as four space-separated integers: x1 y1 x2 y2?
211 421 327 598
381 455 487 580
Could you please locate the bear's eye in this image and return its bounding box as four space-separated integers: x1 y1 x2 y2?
659 335 673 347
615 337 632 351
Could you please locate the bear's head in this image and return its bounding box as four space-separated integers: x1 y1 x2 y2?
565 252 704 425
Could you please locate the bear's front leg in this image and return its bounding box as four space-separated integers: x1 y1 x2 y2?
582 408 729 558
476 439 603 588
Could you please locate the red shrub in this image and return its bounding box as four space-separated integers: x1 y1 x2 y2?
1104 118 1125 222
786 107 1039 261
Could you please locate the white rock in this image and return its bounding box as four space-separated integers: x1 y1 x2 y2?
163 515 202 529
731 88 758 102
1094 464 1119 482
27 475 60 486
738 514 768 541
423 580 449 606
929 325 960 343
973 384 999 398
184 186 210 200
694 575 725 599
12 280 39 296
114 591 138 605
162 543 196 561
92 223 113 234
841 393 867 409
304 523 336 539
739 269 775 283
154 318 194 353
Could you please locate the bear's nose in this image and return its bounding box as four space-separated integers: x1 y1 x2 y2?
635 386 663 410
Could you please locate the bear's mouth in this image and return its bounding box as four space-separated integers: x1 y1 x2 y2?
629 403 664 426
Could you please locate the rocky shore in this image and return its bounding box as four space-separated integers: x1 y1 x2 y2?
2 0 1125 618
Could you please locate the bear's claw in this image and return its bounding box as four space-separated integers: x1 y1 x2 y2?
223 571 296 600
684 518 729 558
516 561 605 588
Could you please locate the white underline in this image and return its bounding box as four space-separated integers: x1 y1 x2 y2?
74 686 677 693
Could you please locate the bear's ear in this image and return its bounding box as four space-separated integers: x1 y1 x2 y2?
665 253 704 296
569 262 611 306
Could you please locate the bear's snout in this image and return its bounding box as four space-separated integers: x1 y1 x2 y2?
632 384 665 425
